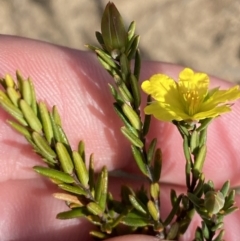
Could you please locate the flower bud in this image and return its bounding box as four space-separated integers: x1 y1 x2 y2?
101 2 127 55
204 191 225 215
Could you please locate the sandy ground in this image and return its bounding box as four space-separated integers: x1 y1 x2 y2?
0 0 240 83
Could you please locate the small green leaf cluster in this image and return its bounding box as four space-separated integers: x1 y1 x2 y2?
172 120 238 240
86 2 160 184
191 180 238 241
0 72 109 238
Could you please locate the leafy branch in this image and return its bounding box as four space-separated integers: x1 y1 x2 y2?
0 3 179 239
0 68 165 239
0 2 239 241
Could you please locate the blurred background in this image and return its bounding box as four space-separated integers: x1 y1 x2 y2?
1 0 240 82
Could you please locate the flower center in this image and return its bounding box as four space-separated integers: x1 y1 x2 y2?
182 89 200 116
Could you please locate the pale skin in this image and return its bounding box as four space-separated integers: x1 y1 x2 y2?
0 36 239 241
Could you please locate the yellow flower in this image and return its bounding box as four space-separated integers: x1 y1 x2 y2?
141 68 240 122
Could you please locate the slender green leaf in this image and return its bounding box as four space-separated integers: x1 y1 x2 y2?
89 154 95 193
201 221 210 239
190 130 198 153
121 185 135 205
55 124 70 147
178 209 195 234
39 102 53 144
72 151 89 187
97 55 113 73
98 166 108 211
150 183 160 201
129 74 141 109
87 202 103 216
166 222 179 240
142 96 152 136
176 122 189 137
187 192 202 208
90 230 107 239
127 35 140 60
58 183 87 195
223 190 235 210
147 200 159 221
170 189 178 207
220 180 230 198
196 118 213 132
134 49 141 81
5 74 15 87
108 84 123 103
193 173 205 196
19 99 42 132
85 44 100 52
163 195 182 226
129 194 147 215
96 49 118 69
212 230 225 241
49 113 61 143
183 135 191 162
95 166 108 211
7 120 31 138
6 87 21 107
110 210 129 228
55 142 74 174
16 70 24 93
211 222 223 232
127 21 136 41
0 90 27 126
222 206 238 215
32 132 57 163
57 207 87 219
120 53 130 80
131 145 148 177
118 82 134 103
95 31 105 46
152 148 162 182
33 166 74 183
147 138 157 164
52 105 62 126
121 127 143 148
28 78 38 115
53 193 83 206
199 128 207 147
113 103 138 136
121 210 150 227
193 145 207 178
195 227 203 240
78 141 85 163
22 79 32 106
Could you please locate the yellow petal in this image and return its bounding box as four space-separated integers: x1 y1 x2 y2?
193 105 231 120
142 74 183 111
201 86 240 111
179 68 195 81
141 74 178 101
144 102 190 122
210 86 240 103
178 68 209 100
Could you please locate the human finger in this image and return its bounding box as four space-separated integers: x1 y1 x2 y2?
1 36 240 188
